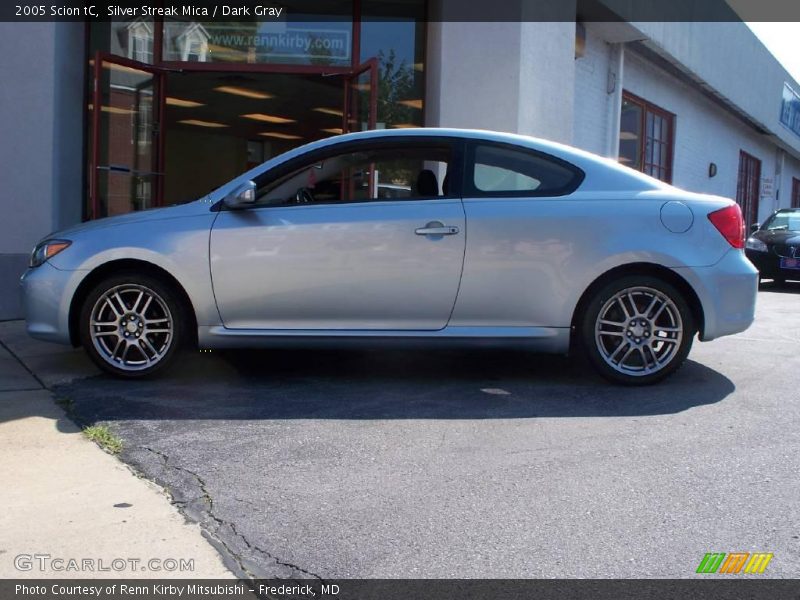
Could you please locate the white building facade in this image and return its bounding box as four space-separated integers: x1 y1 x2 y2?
427 19 800 223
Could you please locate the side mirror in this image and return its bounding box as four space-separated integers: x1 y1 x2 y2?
223 180 256 209
750 223 760 233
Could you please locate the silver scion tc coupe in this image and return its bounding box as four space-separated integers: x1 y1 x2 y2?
21 129 758 384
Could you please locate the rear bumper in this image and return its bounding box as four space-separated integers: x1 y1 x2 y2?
673 249 758 342
19 263 86 345
745 249 800 280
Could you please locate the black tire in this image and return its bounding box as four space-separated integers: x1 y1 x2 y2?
79 273 184 378
580 275 695 385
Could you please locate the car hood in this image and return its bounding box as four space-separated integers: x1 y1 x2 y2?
45 201 214 240
752 229 800 245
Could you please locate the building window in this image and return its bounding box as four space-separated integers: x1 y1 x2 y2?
792 177 800 208
618 92 675 183
736 151 761 228
127 21 153 63
172 23 209 62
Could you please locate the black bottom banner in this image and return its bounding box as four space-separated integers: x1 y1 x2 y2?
3 579 800 600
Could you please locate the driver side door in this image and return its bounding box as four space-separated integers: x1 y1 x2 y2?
209 137 466 331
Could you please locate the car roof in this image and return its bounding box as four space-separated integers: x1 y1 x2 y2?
215 127 675 199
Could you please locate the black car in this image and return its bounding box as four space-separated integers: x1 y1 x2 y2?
745 208 800 284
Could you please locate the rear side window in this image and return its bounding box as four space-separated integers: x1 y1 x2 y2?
469 144 583 197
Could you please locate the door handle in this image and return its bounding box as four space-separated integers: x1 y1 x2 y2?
415 222 460 236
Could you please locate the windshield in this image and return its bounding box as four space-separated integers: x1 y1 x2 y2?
764 211 800 232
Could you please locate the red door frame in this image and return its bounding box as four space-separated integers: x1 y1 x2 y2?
90 51 168 220
736 150 762 229
343 58 379 133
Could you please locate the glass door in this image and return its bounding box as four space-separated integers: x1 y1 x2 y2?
343 58 378 134
89 53 165 219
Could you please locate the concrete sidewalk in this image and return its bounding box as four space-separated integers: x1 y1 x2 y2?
0 320 232 579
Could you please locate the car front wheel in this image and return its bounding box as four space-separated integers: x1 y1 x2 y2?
581 276 695 385
79 274 184 378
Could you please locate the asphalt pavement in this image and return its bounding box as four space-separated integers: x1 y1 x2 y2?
30 282 800 578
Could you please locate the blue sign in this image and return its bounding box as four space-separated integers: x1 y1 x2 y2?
206 24 351 63
780 83 800 138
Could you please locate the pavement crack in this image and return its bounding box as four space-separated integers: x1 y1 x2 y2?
137 446 254 578
226 519 322 580
137 445 321 580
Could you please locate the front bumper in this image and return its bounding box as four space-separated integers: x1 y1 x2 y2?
673 249 758 342
20 262 86 345
745 249 800 281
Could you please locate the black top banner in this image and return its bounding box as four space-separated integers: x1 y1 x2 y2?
3 0 800 23
4 579 800 600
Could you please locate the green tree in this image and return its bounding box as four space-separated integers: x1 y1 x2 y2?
376 49 418 128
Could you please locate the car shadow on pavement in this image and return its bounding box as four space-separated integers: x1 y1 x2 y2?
52 347 735 427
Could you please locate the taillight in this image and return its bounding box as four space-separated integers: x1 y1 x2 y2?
707 204 745 249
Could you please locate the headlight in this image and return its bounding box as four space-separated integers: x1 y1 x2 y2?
29 239 71 268
745 237 767 252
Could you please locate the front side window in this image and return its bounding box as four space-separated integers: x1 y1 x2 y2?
619 92 675 183
255 143 454 206
468 144 582 196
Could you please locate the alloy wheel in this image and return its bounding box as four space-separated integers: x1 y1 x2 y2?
89 284 174 372
594 286 683 377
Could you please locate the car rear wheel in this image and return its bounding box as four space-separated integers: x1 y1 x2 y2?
79 274 183 378
581 276 695 385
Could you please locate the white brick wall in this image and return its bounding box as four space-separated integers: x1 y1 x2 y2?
623 51 800 222
426 19 576 145
633 22 800 157
779 153 800 211
573 24 613 156
572 32 800 223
